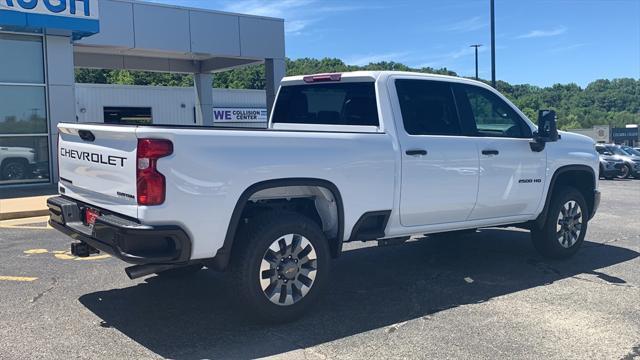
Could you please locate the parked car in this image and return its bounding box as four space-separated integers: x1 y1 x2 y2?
0 146 37 181
595 144 640 179
596 149 624 179
49 71 600 322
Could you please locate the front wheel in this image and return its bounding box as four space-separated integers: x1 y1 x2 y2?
230 211 331 323
531 187 588 259
1 159 28 181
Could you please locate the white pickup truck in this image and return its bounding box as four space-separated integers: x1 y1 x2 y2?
49 71 600 321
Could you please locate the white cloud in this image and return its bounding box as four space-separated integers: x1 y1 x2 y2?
517 26 567 39
415 46 488 68
441 16 487 32
548 43 588 53
221 0 374 35
345 52 412 66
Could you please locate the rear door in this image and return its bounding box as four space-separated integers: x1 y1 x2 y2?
57 123 139 218
391 77 480 226
452 83 546 220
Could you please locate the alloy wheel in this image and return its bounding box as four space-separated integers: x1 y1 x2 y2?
259 233 317 306
2 163 26 180
556 200 583 248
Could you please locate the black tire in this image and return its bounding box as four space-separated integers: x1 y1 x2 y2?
156 263 203 278
598 164 604 179
617 164 631 179
229 211 331 323
531 186 588 259
1 159 28 181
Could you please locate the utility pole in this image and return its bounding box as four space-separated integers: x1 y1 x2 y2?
490 0 496 88
470 44 482 80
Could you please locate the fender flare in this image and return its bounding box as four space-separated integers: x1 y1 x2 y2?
535 164 596 227
208 178 345 271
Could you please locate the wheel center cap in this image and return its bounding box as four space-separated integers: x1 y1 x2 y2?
280 262 298 280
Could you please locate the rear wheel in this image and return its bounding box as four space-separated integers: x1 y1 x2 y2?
230 211 331 323
618 164 631 179
532 187 588 259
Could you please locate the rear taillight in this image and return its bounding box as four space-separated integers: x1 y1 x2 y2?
137 139 173 206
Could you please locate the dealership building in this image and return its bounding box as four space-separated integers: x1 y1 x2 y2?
0 0 285 188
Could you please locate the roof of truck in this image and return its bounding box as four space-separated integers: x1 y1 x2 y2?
281 71 490 87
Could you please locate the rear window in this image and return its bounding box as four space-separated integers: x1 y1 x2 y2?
272 82 379 126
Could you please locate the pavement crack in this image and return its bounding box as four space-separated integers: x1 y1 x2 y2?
30 277 57 303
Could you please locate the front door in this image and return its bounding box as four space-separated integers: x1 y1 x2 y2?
453 83 546 220
392 78 480 227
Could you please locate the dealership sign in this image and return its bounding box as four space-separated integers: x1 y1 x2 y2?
0 0 99 37
213 108 268 122
612 127 639 142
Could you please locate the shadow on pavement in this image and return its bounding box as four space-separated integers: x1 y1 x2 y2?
79 228 639 359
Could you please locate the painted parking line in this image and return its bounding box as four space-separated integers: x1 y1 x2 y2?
24 248 111 261
0 276 38 282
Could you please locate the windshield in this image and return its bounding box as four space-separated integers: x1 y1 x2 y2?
609 146 629 156
621 146 640 156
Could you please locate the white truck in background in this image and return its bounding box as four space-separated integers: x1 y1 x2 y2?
0 146 36 181
49 71 600 322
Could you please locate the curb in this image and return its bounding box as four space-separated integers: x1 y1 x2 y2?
0 210 50 221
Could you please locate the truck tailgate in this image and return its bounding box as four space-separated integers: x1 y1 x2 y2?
57 123 138 218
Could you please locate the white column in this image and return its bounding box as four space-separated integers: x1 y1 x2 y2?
194 73 214 126
265 58 286 117
45 35 75 183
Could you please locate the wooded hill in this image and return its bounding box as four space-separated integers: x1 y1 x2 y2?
75 57 639 130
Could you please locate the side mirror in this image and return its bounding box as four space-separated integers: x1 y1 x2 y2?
536 110 559 142
603 151 613 156
530 110 559 152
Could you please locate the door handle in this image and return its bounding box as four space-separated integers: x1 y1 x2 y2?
405 149 427 156
481 149 499 155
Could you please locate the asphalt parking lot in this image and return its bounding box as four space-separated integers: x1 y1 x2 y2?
1 180 639 360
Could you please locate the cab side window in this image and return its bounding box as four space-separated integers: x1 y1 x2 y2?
455 84 532 138
395 79 462 136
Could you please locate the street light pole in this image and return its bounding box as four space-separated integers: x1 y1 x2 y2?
490 0 496 88
470 44 482 80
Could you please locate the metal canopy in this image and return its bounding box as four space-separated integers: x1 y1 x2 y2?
72 0 285 73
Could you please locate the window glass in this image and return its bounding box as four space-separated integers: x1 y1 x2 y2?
608 146 627 156
0 136 49 185
622 146 640 156
272 82 379 126
395 79 462 136
104 107 153 125
596 146 605 154
0 86 48 134
0 34 44 84
457 85 531 138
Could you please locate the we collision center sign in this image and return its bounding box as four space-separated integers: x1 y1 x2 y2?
214 108 268 122
0 0 99 36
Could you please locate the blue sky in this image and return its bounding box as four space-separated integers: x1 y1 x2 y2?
149 0 640 87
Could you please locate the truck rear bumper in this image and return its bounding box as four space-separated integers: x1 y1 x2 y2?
47 196 191 265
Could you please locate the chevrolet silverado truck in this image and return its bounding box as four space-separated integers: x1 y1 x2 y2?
49 71 600 322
